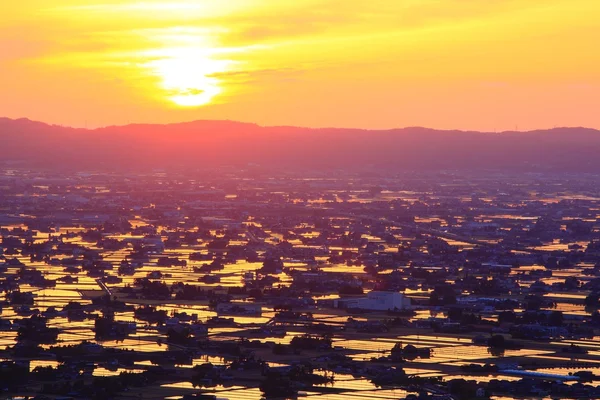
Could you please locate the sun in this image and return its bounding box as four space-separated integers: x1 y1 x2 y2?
145 47 233 107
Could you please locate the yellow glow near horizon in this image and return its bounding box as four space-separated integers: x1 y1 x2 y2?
144 48 233 107
136 28 229 107
1 0 599 129
135 28 257 107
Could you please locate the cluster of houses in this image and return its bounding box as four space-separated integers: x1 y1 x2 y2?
2 169 600 399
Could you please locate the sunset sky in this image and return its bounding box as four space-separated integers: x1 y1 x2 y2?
1 0 599 130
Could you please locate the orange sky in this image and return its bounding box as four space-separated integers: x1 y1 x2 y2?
1 0 599 131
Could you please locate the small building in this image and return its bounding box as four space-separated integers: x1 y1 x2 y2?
334 291 411 311
216 302 262 316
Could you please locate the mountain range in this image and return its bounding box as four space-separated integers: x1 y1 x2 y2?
1 117 599 172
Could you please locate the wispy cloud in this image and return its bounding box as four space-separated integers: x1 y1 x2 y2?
49 1 209 13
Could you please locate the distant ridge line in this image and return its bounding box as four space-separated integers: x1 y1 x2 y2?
1 116 597 135
1 116 600 172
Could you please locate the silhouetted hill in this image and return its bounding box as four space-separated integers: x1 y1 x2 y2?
1 117 599 172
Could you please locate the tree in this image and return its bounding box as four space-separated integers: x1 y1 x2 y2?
259 375 297 399
447 307 463 321
548 311 564 327
524 294 545 311
338 285 363 295
488 334 505 348
429 285 457 306
498 311 517 324
564 276 580 290
585 292 600 308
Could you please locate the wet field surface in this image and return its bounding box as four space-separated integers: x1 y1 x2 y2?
3 170 600 399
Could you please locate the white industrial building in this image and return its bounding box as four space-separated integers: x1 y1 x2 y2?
334 291 411 311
